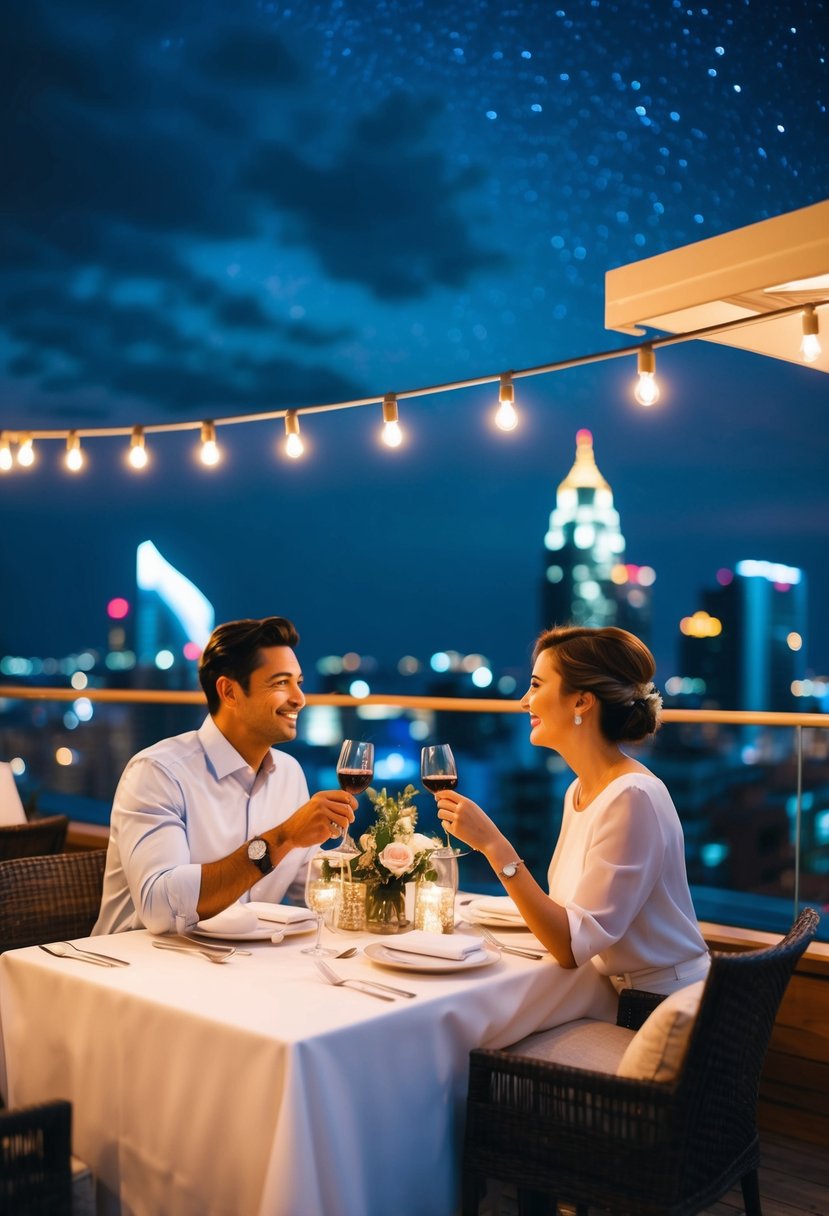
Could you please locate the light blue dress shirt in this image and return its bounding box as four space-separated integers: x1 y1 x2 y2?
93 715 314 935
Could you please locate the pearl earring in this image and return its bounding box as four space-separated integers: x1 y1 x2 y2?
574 714 582 726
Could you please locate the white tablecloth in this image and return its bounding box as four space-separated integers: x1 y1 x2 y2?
0 923 617 1216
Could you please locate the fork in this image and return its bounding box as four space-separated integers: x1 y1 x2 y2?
59 941 130 966
314 959 415 1000
152 941 234 964
477 925 545 960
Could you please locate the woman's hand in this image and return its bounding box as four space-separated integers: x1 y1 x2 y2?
436 791 501 854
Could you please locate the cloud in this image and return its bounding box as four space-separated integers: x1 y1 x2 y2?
244 92 506 300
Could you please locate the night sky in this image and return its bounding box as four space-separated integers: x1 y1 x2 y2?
1 0 827 685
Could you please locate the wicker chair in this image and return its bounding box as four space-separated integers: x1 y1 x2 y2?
0 850 107 952
0 814 69 860
462 907 820 1216
0 1099 73 1214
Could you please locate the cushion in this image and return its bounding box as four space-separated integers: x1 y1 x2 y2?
506 1018 635 1072
616 980 705 1083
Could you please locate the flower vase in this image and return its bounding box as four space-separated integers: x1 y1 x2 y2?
365 880 409 934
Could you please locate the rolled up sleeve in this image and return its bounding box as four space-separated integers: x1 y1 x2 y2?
114 758 202 934
565 789 665 967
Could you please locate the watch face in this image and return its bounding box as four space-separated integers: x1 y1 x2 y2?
248 839 267 861
502 863 517 877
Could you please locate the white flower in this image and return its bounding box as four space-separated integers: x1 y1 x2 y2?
410 832 440 853
396 816 414 836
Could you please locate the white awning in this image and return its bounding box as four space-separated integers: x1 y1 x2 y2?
604 199 829 372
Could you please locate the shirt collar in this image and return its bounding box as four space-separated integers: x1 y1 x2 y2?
198 715 277 781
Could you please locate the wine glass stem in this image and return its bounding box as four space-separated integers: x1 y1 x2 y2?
313 913 324 954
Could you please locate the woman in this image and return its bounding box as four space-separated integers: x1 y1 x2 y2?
437 625 709 996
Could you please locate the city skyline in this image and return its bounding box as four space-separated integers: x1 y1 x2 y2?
1 1 827 685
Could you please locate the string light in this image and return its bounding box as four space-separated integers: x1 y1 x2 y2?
128 426 149 470
381 393 403 448
634 345 660 407
199 421 221 467
800 306 821 364
494 373 518 431
17 433 35 467
65 431 85 473
284 410 304 459
0 298 822 475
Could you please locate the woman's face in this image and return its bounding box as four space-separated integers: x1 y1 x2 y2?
520 649 580 749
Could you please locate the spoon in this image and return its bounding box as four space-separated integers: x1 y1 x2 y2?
335 947 358 959
38 943 115 967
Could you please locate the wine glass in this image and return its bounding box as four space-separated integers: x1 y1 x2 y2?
421 743 463 854
334 740 374 858
301 852 342 956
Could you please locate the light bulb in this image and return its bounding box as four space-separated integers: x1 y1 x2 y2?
128 427 148 469
199 421 221 467
381 393 404 448
800 307 821 363
0 433 12 472
17 433 35 467
634 346 660 407
65 431 85 473
495 373 518 431
284 411 304 459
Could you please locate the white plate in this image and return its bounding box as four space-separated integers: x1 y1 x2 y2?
364 942 500 973
192 920 316 942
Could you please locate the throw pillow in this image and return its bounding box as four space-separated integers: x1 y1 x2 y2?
616 980 705 1083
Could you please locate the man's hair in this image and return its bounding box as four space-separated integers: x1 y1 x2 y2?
198 617 299 714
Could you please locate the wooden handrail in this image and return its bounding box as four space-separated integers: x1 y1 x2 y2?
0 685 826 726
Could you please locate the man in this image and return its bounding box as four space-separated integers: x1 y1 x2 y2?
93 616 355 935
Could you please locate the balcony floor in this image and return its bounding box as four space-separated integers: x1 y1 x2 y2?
484 1131 829 1214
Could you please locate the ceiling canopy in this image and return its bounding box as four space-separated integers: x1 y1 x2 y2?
605 200 829 373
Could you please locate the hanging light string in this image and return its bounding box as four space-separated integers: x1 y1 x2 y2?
0 298 824 467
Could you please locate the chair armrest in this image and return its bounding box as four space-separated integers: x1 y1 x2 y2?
616 987 666 1029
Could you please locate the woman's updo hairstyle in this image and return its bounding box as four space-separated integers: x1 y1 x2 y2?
533 625 663 743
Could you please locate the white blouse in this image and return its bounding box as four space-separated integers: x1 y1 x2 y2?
547 773 707 976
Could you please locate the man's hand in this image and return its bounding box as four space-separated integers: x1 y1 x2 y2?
271 790 357 851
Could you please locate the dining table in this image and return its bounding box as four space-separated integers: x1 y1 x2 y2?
0 906 617 1216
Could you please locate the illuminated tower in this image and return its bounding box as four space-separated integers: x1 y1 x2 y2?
679 561 807 711
540 430 653 637
135 540 214 671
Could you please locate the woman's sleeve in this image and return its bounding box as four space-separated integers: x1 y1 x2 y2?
565 785 666 966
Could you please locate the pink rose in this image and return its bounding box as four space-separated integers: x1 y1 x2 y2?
378 842 415 877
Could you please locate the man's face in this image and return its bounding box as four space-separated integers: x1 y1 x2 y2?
231 646 305 746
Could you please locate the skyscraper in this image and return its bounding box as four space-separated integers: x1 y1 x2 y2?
540 430 653 638
678 560 807 711
135 540 214 677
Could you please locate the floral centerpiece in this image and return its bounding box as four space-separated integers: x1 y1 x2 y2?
339 784 441 933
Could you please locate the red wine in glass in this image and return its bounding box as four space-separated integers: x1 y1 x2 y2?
337 769 373 796
335 740 374 855
421 775 458 795
421 744 461 852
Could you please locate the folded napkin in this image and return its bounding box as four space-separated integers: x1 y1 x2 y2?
197 904 260 935
469 896 524 922
385 930 486 961
247 901 317 925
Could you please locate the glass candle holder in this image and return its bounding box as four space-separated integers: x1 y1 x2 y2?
337 880 367 931
414 881 455 934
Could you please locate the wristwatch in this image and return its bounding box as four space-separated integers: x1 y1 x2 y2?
499 858 525 880
247 837 273 876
